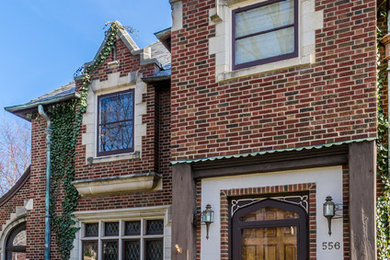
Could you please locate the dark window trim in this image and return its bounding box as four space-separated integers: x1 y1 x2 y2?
232 0 299 70
5 223 27 259
231 199 308 260
96 89 135 157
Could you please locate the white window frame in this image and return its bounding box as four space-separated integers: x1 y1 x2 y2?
71 206 171 260
81 219 164 260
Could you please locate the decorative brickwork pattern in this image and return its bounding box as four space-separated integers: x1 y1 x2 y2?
170 0 377 161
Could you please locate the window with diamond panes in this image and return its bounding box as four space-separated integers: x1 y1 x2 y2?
105 222 119 236
146 220 163 235
85 223 99 237
103 241 119 260
145 239 163 260
81 219 164 260
125 221 141 236
123 240 140 260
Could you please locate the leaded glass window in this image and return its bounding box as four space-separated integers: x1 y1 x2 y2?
97 90 134 156
125 221 141 236
85 223 99 237
146 220 164 235
105 222 119 237
124 240 140 260
81 219 164 260
232 0 298 70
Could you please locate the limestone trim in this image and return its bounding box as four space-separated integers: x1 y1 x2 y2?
208 0 324 81
170 0 183 32
0 215 26 260
90 21 162 68
82 71 147 164
73 172 162 197
71 206 172 260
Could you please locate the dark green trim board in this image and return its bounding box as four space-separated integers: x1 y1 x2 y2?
171 137 376 165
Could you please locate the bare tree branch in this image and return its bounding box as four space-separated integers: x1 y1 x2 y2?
0 114 31 195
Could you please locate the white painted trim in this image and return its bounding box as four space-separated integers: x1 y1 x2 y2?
200 166 344 260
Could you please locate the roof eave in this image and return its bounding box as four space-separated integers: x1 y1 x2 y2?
4 92 80 121
142 75 171 83
154 27 172 52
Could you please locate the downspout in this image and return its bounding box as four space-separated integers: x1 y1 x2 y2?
38 105 52 260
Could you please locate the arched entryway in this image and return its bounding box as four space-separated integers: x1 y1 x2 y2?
5 222 26 260
232 199 308 260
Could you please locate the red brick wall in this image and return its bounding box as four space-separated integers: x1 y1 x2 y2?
27 117 48 259
170 0 377 161
21 36 171 259
0 178 30 231
74 84 172 212
73 37 172 212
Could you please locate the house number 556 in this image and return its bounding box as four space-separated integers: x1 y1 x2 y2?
322 242 341 250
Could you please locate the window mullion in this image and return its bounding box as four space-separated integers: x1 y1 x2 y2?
98 221 103 260
235 23 295 41
140 219 145 260
119 220 123 260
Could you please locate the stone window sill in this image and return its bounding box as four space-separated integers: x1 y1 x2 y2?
217 56 311 82
87 151 141 165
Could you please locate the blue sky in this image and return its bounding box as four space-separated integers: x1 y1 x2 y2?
0 0 171 122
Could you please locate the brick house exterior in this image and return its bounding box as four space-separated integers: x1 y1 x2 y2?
0 0 381 260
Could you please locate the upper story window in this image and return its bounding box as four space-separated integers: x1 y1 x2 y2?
97 89 134 157
232 0 298 70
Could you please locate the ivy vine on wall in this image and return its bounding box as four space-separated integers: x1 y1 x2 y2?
47 21 124 260
377 4 390 259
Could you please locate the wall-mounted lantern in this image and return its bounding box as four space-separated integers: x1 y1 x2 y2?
323 196 336 236
202 204 214 239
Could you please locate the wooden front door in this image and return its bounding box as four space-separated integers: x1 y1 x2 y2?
232 199 308 260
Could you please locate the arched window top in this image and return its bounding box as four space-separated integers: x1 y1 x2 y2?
6 223 26 247
5 222 26 260
242 206 299 221
10 229 26 246
235 198 307 221
232 198 308 260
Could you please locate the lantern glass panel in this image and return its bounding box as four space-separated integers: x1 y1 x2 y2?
323 203 335 217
